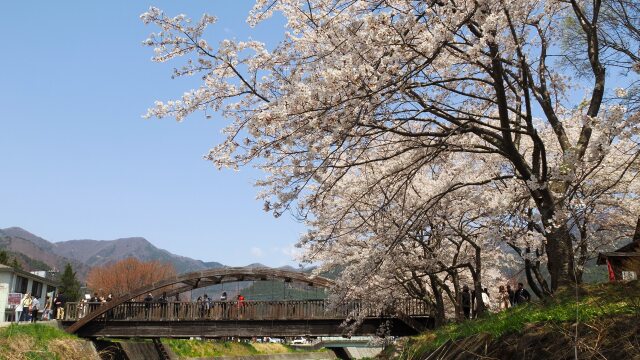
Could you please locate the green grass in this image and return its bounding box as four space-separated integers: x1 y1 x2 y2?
402 281 640 357
163 339 328 358
0 323 75 345
164 339 267 358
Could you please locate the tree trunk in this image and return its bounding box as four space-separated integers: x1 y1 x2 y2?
546 224 576 290
524 259 543 299
429 275 446 327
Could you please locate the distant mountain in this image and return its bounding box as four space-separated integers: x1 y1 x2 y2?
0 227 307 281
277 265 299 272
51 237 225 274
0 227 91 277
244 262 268 269
1 227 54 250
0 227 224 279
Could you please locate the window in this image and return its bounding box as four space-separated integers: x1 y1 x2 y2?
31 281 43 298
622 271 637 281
14 276 28 294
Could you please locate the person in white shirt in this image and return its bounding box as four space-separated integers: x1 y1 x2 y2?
481 288 491 312
30 297 40 323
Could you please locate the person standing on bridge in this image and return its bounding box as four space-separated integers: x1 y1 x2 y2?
173 293 180 319
89 292 100 313
144 293 153 319
196 296 204 318
220 292 228 319
203 294 210 318
158 292 169 319
237 294 246 318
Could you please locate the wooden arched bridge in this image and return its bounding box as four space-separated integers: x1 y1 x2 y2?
63 267 433 338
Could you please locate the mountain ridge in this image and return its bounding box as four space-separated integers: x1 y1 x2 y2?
0 227 301 279
0 227 225 278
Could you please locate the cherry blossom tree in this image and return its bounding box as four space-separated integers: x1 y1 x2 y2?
141 0 640 295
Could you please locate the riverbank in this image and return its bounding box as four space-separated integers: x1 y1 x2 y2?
382 281 640 359
0 323 97 360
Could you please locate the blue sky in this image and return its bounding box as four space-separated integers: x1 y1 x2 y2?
0 1 305 266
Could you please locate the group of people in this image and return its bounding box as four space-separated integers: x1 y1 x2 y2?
195 292 246 318
15 293 41 323
15 291 67 323
460 282 531 319
138 291 247 319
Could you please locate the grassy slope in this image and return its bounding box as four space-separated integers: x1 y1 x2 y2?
396 281 640 359
0 324 89 360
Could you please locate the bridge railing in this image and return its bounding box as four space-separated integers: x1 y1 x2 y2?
63 299 430 322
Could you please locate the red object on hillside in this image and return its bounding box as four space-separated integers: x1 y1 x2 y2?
598 217 640 282
607 260 616 282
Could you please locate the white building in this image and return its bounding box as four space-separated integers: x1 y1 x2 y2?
0 264 59 322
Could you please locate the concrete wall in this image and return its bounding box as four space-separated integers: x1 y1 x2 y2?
0 272 11 322
344 347 383 359
193 353 337 360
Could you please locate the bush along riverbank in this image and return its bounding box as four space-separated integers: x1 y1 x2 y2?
383 281 640 359
0 323 98 360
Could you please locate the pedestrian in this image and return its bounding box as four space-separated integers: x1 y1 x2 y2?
89 292 100 312
144 293 154 319
31 297 40 323
79 299 88 318
220 291 228 319
481 288 491 312
203 294 210 318
52 293 58 319
498 285 510 310
55 291 66 320
513 282 531 305
158 292 169 319
461 285 472 319
470 289 477 318
237 294 246 317
43 295 51 320
196 296 204 318
507 284 515 306
15 296 24 324
90 292 99 303
22 293 33 322
173 293 181 318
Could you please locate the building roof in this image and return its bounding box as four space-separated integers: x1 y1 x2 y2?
597 217 640 265
0 264 59 285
